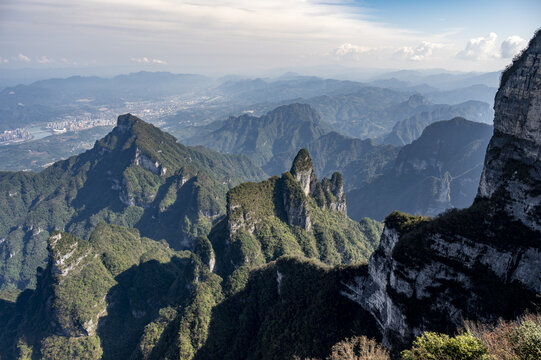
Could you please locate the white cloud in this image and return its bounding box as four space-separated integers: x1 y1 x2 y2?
501 35 527 58
4 0 529 72
37 56 54 64
1 0 438 72
131 57 150 63
330 43 375 61
0 57 8 63
130 57 167 64
457 33 529 61
457 32 499 60
397 41 446 61
334 43 373 56
13 53 31 62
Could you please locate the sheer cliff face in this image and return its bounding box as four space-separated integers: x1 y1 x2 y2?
478 32 541 231
343 31 541 351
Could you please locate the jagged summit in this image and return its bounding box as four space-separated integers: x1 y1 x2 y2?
212 148 370 275
406 93 430 108
0 113 265 291
267 103 323 122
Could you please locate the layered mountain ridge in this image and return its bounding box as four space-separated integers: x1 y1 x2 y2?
186 103 333 172
348 117 493 220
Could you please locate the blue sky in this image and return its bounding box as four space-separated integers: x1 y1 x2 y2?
357 0 540 35
0 0 539 75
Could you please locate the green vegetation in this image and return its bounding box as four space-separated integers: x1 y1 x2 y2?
510 320 541 360
401 332 489 360
0 148 383 360
384 211 430 235
302 313 541 360
194 256 379 360
291 148 314 175
0 114 265 291
40 335 103 360
213 153 382 276
0 223 205 360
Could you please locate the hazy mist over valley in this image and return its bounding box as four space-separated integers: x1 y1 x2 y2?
0 1 540 359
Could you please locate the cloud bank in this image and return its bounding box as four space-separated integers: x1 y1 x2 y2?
458 33 527 60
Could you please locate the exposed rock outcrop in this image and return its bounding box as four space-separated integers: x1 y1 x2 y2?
290 148 318 196
47 232 108 337
227 149 348 235
343 30 541 352
282 171 312 231
134 147 167 176
478 32 541 231
320 172 347 213
217 149 371 275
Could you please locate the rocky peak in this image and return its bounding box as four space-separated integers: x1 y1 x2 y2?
116 113 140 133
478 29 541 230
318 172 347 213
290 148 317 196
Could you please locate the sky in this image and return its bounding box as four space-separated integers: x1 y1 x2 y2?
1 0 540 75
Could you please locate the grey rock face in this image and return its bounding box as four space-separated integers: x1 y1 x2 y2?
283 192 311 231
321 172 347 213
344 224 541 347
290 148 318 196
479 32 541 231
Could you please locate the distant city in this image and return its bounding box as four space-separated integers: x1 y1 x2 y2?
0 94 217 144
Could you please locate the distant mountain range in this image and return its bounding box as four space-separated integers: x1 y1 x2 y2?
185 104 332 169
348 117 493 220
381 100 492 146
186 103 494 222
305 92 492 139
265 131 399 191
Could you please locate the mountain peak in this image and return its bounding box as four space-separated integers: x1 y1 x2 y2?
290 149 316 196
116 113 141 132
290 148 313 174
269 103 320 118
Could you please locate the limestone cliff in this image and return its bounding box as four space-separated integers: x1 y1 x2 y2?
290 148 318 196
478 32 541 231
343 30 541 352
